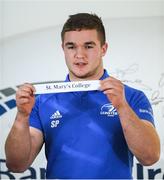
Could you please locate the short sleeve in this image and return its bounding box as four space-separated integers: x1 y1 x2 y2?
126 87 154 126
29 95 44 132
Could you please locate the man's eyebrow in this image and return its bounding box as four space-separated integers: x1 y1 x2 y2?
84 41 96 45
65 42 74 46
65 41 96 46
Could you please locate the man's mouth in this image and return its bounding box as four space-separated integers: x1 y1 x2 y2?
74 62 88 67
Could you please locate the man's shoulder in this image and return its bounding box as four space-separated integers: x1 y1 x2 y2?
124 84 148 103
124 84 144 95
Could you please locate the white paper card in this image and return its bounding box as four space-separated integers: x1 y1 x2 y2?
34 80 100 94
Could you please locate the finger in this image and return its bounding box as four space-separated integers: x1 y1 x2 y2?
24 83 36 92
101 76 117 83
100 81 117 91
17 86 34 96
19 83 35 94
101 76 122 85
100 79 123 91
103 89 118 96
17 98 31 105
19 86 35 94
18 88 34 97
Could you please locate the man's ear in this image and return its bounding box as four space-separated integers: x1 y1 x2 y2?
101 42 108 57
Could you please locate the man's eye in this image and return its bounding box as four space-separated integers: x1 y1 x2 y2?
67 46 74 49
85 45 93 49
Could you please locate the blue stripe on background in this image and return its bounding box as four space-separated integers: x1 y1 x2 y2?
0 105 7 116
5 99 16 109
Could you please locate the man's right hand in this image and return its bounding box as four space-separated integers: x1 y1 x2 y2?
16 83 36 117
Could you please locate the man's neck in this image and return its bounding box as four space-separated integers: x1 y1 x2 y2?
69 69 104 81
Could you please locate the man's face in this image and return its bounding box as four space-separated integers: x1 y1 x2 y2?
62 29 108 81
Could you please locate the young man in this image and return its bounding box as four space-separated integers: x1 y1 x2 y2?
5 13 160 179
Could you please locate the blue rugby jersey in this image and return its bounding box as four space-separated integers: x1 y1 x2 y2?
29 70 154 179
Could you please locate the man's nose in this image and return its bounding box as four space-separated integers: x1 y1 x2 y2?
75 47 85 58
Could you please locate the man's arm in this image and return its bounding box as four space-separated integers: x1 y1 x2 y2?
100 77 160 166
5 83 43 172
117 102 160 165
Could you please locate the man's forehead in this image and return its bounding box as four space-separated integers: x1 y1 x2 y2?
63 30 100 45
64 29 99 39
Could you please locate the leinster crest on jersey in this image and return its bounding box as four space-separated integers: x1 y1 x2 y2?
100 103 118 117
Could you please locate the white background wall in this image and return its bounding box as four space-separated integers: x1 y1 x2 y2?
0 0 164 179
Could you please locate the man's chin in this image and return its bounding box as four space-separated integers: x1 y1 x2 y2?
71 71 91 80
75 74 89 79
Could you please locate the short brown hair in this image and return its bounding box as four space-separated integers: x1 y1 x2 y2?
61 13 106 46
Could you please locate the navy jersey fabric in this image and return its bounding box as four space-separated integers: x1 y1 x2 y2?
29 70 154 179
